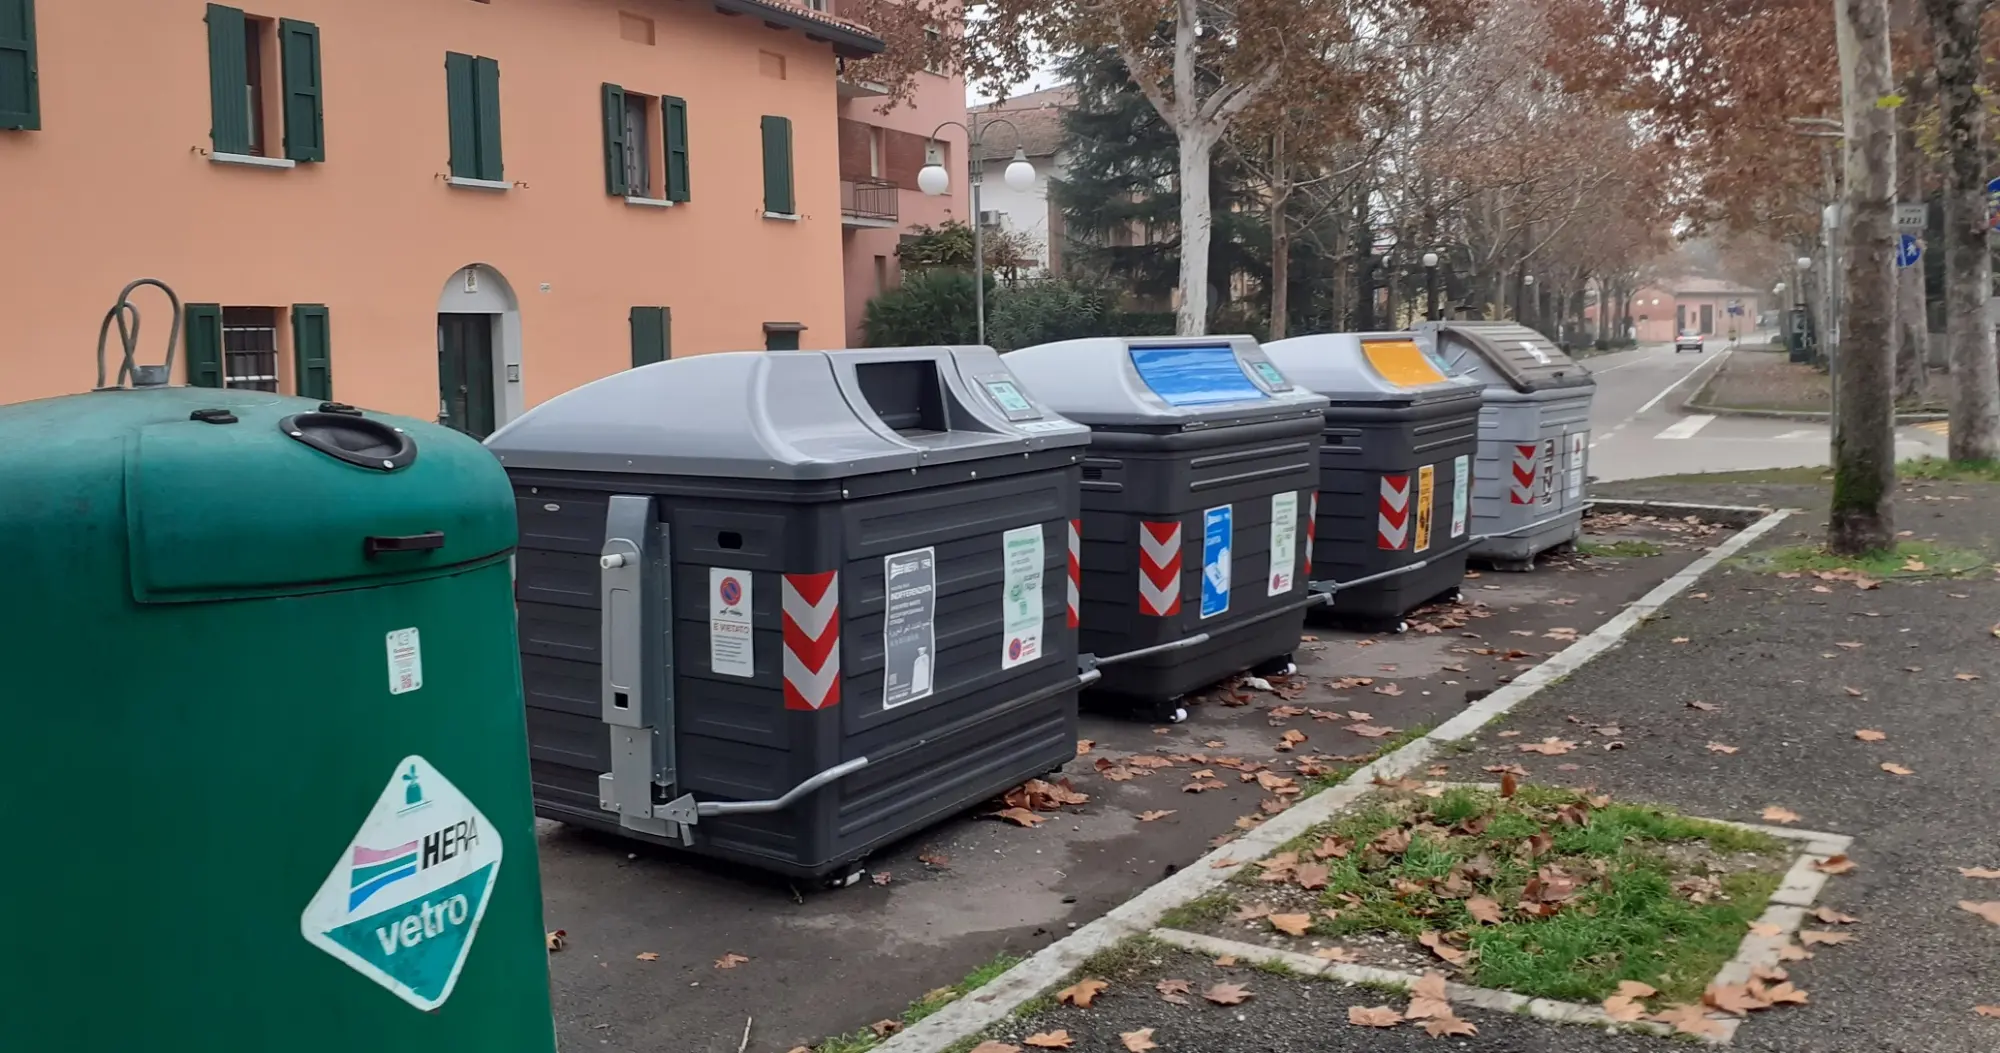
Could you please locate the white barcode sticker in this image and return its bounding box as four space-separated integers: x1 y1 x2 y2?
387 628 424 695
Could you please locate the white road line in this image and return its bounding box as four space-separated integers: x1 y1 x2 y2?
1635 348 1733 417
1655 414 1716 440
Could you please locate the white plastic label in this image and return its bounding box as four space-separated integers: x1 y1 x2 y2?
386 629 423 695
882 548 937 709
1451 455 1469 538
1001 525 1044 670
299 756 503 1012
1268 492 1298 596
709 568 754 678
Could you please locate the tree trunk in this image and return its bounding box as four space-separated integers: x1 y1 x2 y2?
1177 129 1217 335
1894 102 1927 405
1830 0 1898 554
1926 0 1999 461
1268 127 1290 340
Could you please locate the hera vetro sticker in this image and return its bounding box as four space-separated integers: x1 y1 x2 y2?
882 547 937 708
1200 505 1232 619
300 756 503 1012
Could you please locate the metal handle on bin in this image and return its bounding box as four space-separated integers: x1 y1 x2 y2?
364 531 446 557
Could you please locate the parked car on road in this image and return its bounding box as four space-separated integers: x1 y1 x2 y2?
1675 329 1705 353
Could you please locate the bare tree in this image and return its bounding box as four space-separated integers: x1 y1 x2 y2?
1925 0 1998 462
1829 0 1897 553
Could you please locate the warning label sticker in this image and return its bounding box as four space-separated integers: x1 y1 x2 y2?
1414 465 1436 552
709 568 754 678
300 756 503 1013
1001 525 1044 670
1268 491 1298 596
1451 455 1469 538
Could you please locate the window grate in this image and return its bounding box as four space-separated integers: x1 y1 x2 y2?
222 307 280 392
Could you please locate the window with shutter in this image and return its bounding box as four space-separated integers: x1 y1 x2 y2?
278 19 323 161
629 307 670 367
446 52 502 181
601 82 628 196
664 96 690 202
0 0 39 131
473 56 502 180
761 115 794 216
184 304 225 388
292 304 332 399
205 5 251 154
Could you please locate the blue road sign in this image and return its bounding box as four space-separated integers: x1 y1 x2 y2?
1896 234 1922 269
1989 176 2000 232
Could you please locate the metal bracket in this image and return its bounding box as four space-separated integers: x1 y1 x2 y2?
598 495 674 838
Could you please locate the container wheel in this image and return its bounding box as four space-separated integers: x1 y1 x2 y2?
1250 654 1298 678
823 861 868 890
1144 699 1190 724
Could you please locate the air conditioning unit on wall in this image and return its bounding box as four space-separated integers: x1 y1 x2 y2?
979 210 1006 227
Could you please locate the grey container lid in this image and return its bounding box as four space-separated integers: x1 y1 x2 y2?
1262 332 1484 406
485 346 1091 480
1003 335 1328 429
1412 322 1594 393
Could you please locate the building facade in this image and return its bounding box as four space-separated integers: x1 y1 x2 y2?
0 0 878 434
971 87 1071 278
832 2 966 345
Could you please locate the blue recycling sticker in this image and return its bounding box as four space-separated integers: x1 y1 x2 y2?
1200 505 1232 619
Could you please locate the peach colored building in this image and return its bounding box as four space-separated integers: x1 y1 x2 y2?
831 1 966 344
0 0 878 436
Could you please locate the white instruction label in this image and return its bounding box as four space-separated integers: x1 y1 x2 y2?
709 568 755 678
386 628 423 695
1001 525 1045 670
1268 491 1298 596
1451 455 1469 538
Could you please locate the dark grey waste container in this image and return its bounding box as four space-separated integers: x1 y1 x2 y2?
1005 336 1328 719
1262 332 1484 631
1413 322 1595 570
486 347 1092 880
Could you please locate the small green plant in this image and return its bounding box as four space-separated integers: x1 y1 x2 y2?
1735 539 1985 578
1577 538 1665 558
1899 456 2000 484
803 950 1024 1052
1160 890 1238 929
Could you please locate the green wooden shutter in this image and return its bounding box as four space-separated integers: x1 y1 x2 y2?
291 304 331 399
664 96 690 202
205 5 250 155
184 304 224 388
445 52 476 177
601 83 627 195
473 56 502 180
0 0 40 131
761 115 793 215
278 18 323 162
630 307 669 367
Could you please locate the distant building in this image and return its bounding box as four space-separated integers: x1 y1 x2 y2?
970 87 1073 278
1596 278 1766 344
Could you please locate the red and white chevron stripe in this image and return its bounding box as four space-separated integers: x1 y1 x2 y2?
1377 475 1411 551
1066 519 1081 628
1138 520 1182 617
1509 443 1538 505
781 570 840 711
1303 491 1318 577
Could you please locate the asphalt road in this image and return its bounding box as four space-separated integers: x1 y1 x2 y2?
1580 341 1943 482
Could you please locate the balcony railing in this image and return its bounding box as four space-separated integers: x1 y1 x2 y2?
841 178 899 225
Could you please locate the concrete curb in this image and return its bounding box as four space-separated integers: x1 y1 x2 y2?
1590 498 1776 529
873 507 1798 1053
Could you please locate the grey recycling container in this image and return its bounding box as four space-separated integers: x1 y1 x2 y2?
486 347 1092 881
1413 322 1595 570
1262 332 1484 630
1005 336 1328 719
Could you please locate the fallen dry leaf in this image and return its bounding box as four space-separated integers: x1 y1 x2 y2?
1975 1005 2000 1018
1959 901 2000 926
1748 921 1783 937
1957 673 1982 682
1704 983 1769 1016
1843 686 1865 697
1136 810 1176 822
1344 723 1398 738
1602 986 1652 1022
1467 895 1504 924
1294 862 1330 891
1374 683 1404 697
1213 955 1238 967
1836 641 1864 650
1958 867 2000 879
1076 740 1094 756
1672 636 1690 644
1881 762 1915 776
714 952 748 969
546 930 567 952
1813 854 1857 875
870 1020 904 1038
991 807 1048 827
968 1044 1022 1053
873 872 893 886
1204 982 1253 1006
1651 1003 1728 1039
1518 737 1578 756
1023 1031 1072 1049
1182 778 1226 793
918 852 951 868
1708 742 1739 754
1762 806 1802 824
1209 857 1242 869
1686 700 1719 711
1155 978 1192 1005
1499 770 1519 799
1268 913 1313 937
1776 942 1814 962
1483 763 1530 776
1854 729 1886 741
1348 1005 1405 1027
1798 929 1852 945
1813 906 1858 925
1418 930 1468 965
1057 979 1108 1008
1118 1029 1157 1053
1423 1015 1478 1037
636 952 661 962
1313 946 1359 962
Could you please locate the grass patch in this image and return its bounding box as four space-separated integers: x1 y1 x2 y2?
1160 890 1238 930
806 951 1024 1052
1899 456 2000 484
1295 723 1435 795
1294 786 1787 1005
1734 539 1985 579
1576 538 1665 558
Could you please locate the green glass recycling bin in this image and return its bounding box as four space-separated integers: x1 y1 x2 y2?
0 386 557 1052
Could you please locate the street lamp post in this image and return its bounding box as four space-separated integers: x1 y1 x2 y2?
1422 252 1441 322
917 114 1037 346
1522 274 1536 330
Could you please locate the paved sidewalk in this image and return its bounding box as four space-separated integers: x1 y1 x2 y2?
985 475 2000 1052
